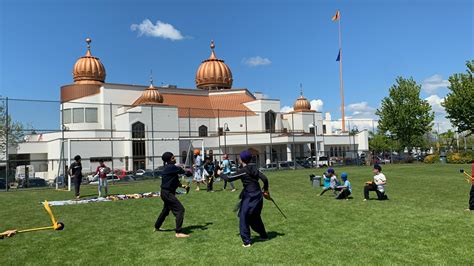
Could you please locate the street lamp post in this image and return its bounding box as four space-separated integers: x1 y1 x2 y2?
352 125 358 165
309 123 318 168
223 123 230 154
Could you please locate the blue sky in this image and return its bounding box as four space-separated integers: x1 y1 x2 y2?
0 0 472 130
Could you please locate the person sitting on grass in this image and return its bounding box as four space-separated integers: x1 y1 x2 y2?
335 172 352 200
363 164 388 201
322 172 330 188
319 168 339 196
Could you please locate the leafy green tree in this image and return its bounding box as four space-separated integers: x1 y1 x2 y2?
439 129 456 151
442 60 474 136
0 98 25 155
369 132 391 153
376 77 435 152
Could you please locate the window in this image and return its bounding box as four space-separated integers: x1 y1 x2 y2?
85 108 98 123
309 127 315 134
218 127 223 136
63 109 71 124
199 125 208 137
73 108 84 123
181 151 187 164
265 110 276 133
132 122 145 139
323 125 327 134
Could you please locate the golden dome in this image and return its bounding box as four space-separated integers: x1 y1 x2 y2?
132 78 164 106
72 38 106 84
293 89 312 112
195 40 233 90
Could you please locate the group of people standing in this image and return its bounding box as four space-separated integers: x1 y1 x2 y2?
316 164 388 201
191 149 236 192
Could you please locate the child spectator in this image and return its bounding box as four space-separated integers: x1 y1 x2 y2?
335 172 352 199
319 168 339 196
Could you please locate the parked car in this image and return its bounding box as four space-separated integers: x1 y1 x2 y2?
306 156 332 167
89 174 135 185
0 178 9 189
133 169 161 180
259 163 278 171
18 178 48 188
277 161 290 170
296 160 311 168
288 160 311 169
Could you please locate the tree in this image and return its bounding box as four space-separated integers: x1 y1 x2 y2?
442 60 474 136
0 98 25 156
376 77 435 152
439 130 456 151
369 132 391 153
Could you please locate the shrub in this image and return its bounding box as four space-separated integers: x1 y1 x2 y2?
424 154 439 164
447 151 474 164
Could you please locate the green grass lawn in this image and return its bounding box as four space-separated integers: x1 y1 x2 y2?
1 164 473 265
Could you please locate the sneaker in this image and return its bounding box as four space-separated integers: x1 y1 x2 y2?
363 199 367 202
465 208 473 212
195 187 200 191
153 228 165 232
242 243 251 247
175 233 190 238
231 189 237 192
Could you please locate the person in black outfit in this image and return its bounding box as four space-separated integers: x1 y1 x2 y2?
68 155 83 199
154 152 191 238
219 150 270 247
203 157 215 192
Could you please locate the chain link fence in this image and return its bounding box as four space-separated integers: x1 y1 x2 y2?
0 96 465 192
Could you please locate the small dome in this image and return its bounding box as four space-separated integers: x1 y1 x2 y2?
133 79 164 106
293 89 312 112
72 38 106 84
195 40 233 90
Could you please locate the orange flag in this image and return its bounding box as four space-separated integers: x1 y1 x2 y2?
332 10 340 21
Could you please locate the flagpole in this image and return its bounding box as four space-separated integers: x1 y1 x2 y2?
338 10 346 132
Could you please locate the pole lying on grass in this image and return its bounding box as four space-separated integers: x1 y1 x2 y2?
2 201 65 238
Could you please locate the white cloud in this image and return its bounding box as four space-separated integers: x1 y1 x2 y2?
280 106 293 113
425 94 445 113
280 98 324 113
328 117 378 132
130 19 184 41
242 56 272 67
422 74 449 94
310 99 324 111
345 101 377 119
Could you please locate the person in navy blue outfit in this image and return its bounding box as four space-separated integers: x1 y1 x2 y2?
219 150 270 247
154 152 191 238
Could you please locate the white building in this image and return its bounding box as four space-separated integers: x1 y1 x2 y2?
11 39 368 180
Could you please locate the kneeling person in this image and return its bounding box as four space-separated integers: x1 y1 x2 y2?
363 164 388 201
335 172 352 199
154 152 190 238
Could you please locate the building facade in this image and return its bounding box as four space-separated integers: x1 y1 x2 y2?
12 39 369 180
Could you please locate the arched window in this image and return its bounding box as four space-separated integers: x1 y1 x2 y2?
265 110 276 133
132 122 146 171
199 125 208 137
181 151 187 164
